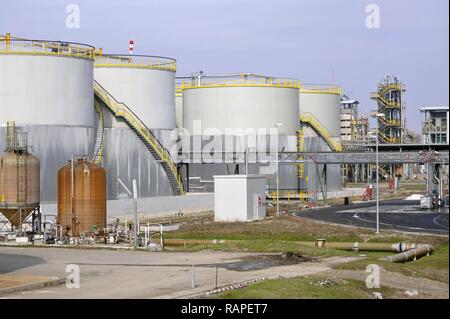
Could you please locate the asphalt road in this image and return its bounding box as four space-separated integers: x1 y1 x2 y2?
294 200 449 235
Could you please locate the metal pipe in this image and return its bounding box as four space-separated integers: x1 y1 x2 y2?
163 239 421 252
384 244 433 263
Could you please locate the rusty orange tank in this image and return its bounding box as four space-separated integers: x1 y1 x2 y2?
57 158 106 236
0 151 40 226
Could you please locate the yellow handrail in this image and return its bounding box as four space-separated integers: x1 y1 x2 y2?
0 37 95 61
95 54 176 72
378 116 401 126
300 112 342 152
378 82 402 95
299 84 342 95
93 80 184 194
373 94 401 108
180 78 301 90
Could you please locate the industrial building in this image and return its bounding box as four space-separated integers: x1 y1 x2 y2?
0 32 448 243
340 97 368 144
371 75 406 144
421 106 449 144
339 96 369 183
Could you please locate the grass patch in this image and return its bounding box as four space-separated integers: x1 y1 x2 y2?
214 275 401 299
334 244 449 283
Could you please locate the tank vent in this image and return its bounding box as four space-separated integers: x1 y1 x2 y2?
6 121 28 153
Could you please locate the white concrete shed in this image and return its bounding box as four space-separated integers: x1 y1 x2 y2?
213 175 267 222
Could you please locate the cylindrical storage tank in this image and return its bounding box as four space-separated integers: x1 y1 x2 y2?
94 54 176 130
0 37 96 203
299 85 342 138
175 88 183 128
0 151 40 226
182 75 300 192
57 158 106 236
94 54 176 199
299 85 343 192
183 81 299 134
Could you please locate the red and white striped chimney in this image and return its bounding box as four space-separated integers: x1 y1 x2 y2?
129 39 134 55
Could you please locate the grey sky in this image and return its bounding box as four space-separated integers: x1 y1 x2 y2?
1 0 448 131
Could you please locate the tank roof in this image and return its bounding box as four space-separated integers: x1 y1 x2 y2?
94 54 176 72
0 35 95 61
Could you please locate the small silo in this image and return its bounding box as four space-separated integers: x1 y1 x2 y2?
57 158 106 236
299 85 343 191
0 122 40 230
0 35 96 203
94 54 178 198
181 74 300 192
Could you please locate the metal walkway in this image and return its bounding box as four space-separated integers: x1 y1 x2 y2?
93 80 184 195
180 150 449 165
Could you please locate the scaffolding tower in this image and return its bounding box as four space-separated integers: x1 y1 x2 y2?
370 75 406 144
370 75 406 179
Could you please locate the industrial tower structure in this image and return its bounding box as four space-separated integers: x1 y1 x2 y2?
371 75 406 144
370 75 406 179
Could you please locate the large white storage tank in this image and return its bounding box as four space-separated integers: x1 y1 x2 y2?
94 54 176 130
181 74 300 192
93 54 177 198
0 36 95 202
182 78 299 134
299 85 343 191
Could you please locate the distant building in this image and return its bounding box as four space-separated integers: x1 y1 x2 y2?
340 97 368 142
421 106 449 144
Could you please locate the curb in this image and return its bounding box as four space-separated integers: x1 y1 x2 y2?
0 277 66 297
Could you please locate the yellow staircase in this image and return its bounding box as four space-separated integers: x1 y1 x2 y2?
93 80 184 195
300 112 342 152
370 93 401 108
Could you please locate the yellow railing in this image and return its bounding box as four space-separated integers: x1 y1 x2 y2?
95 54 176 72
267 190 310 203
179 77 301 90
378 82 403 95
0 35 95 60
300 112 342 152
378 131 401 144
373 94 401 108
299 84 342 95
93 80 184 194
378 116 401 127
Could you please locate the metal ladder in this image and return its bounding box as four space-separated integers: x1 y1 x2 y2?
297 129 304 178
92 99 104 164
93 80 184 195
300 112 342 152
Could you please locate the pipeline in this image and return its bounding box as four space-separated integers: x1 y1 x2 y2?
164 239 420 252
383 244 433 263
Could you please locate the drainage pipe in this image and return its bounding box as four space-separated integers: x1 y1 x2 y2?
383 244 433 263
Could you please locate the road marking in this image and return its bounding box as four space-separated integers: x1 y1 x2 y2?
351 213 448 233
432 215 449 229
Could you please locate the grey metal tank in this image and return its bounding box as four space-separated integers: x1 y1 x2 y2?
181 74 301 192
299 85 343 191
94 54 177 199
0 36 95 203
182 76 300 135
94 54 176 130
